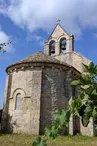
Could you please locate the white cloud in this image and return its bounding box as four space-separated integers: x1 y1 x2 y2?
26 33 45 46
1 0 97 38
26 34 41 42
0 27 14 52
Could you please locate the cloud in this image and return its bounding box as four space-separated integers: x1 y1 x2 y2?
26 33 45 46
1 0 97 38
0 27 14 52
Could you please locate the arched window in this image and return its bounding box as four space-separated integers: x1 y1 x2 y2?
60 38 67 53
15 94 22 110
49 41 56 56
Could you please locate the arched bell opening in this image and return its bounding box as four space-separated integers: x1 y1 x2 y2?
60 38 67 53
49 41 56 56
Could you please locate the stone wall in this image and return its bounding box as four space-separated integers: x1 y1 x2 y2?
80 118 94 136
2 69 42 134
2 62 94 136
55 51 91 73
2 65 83 135
2 74 12 132
40 68 72 134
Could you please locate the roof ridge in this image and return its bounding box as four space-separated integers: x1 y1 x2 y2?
20 51 60 62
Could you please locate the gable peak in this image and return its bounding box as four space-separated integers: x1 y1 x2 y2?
44 21 74 56
48 21 70 41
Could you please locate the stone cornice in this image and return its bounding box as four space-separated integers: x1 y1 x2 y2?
6 62 71 74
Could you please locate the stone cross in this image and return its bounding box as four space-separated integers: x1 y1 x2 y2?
56 19 61 24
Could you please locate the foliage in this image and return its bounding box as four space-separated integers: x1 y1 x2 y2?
71 62 97 126
32 137 47 146
32 62 97 146
0 41 11 53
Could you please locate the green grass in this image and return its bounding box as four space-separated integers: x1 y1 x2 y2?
0 134 97 146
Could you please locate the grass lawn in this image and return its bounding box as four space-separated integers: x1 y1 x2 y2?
0 134 97 146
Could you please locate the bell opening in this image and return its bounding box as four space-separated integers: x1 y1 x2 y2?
60 38 66 53
49 41 56 55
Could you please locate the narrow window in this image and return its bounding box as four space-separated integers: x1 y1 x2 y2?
72 87 76 98
16 94 22 110
49 41 56 56
60 38 66 53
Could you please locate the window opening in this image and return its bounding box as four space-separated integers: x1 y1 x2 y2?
16 94 22 110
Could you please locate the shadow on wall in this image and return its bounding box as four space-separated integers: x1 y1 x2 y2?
0 109 3 132
1 113 19 134
0 109 3 124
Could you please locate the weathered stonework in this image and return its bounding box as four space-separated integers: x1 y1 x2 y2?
40 68 71 134
55 52 91 73
2 68 42 134
2 22 95 136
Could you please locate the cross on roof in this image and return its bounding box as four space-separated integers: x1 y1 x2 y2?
56 19 61 24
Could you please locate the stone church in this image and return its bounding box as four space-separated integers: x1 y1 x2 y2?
2 21 95 136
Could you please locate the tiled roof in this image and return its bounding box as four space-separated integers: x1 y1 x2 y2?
16 51 60 64
6 51 71 72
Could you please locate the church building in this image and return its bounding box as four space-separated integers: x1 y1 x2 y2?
2 21 95 136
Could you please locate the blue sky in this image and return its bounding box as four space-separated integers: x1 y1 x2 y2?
0 0 97 108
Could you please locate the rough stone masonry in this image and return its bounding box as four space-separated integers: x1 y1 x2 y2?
2 22 95 136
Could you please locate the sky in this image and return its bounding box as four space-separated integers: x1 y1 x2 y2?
0 0 97 108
